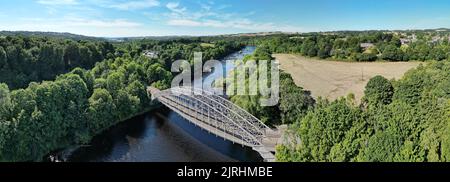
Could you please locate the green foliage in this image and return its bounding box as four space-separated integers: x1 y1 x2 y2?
0 83 11 117
0 35 244 161
253 31 450 62
0 47 6 69
277 61 450 162
380 45 406 61
362 130 402 162
229 46 314 125
442 101 450 161
87 88 116 133
279 73 315 124
146 63 172 84
356 53 378 62
0 36 115 89
297 99 363 161
363 75 394 105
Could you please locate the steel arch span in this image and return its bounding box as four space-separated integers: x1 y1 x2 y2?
148 86 279 162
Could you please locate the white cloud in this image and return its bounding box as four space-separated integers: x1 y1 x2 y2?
167 18 294 32
66 18 142 27
167 19 202 27
200 3 211 11
37 0 78 5
3 17 143 36
107 0 160 10
164 3 303 32
166 2 186 14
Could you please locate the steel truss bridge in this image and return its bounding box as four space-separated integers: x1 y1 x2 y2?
148 86 281 162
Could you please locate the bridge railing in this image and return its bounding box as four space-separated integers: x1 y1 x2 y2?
158 92 262 146
173 87 271 133
167 87 268 138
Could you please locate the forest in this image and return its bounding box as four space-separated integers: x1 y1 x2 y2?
0 36 115 89
0 30 449 162
275 60 450 161
0 34 242 161
221 31 450 161
253 30 450 62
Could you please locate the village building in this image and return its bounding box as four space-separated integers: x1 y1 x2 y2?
143 50 159 59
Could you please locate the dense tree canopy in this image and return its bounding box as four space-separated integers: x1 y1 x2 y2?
276 61 450 162
228 46 315 126
253 31 450 62
363 75 394 105
0 35 246 161
0 36 116 89
1 30 449 162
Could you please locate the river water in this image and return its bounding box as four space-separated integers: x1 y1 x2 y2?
66 46 263 162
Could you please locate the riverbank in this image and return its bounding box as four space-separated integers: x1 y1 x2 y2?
49 46 262 162
46 103 163 162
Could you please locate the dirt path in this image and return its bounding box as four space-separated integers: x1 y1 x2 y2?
274 54 423 102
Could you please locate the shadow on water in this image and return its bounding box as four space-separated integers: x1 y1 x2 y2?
68 107 263 162
67 46 263 162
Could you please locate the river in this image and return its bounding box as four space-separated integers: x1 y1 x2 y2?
65 46 263 162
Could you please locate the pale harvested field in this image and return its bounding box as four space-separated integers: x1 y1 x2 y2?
273 54 423 102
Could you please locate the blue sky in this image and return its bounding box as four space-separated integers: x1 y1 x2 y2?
1 0 450 37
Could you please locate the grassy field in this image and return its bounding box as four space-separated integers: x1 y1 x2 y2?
273 54 423 102
200 43 215 48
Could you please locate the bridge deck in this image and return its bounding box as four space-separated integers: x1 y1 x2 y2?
160 95 252 147
147 86 282 162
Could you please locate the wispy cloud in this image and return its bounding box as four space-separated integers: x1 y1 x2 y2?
164 2 302 32
13 0 303 36
167 18 301 32
67 18 142 27
166 2 186 14
3 16 144 37
107 0 160 10
15 17 141 29
37 0 78 5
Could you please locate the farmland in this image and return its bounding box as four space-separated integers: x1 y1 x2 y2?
273 54 423 102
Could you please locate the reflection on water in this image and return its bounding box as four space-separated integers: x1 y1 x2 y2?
67 46 263 162
68 107 262 162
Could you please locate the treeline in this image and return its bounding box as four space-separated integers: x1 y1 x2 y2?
116 38 244 69
0 53 173 161
0 36 115 89
276 61 450 162
0 35 245 161
256 31 450 62
228 42 450 162
227 46 315 125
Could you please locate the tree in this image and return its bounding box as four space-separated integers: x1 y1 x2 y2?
363 75 394 105
0 83 11 118
114 90 140 120
362 130 402 162
146 63 172 85
442 100 450 161
381 45 405 61
279 73 315 124
64 42 81 70
296 99 361 161
356 53 377 62
126 80 150 109
430 48 446 61
87 89 116 133
106 71 125 95
0 47 6 69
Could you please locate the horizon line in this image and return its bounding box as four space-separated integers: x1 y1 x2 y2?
1 27 450 39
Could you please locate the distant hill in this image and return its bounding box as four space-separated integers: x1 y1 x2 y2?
0 31 105 41
105 35 196 42
2 28 449 42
